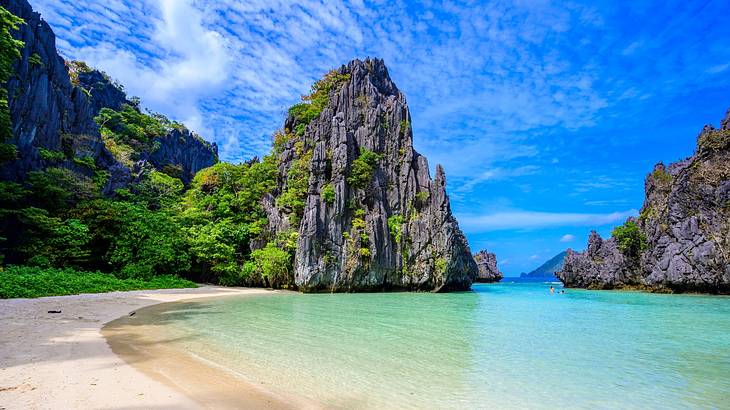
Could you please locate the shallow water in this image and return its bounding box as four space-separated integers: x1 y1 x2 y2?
139 283 730 409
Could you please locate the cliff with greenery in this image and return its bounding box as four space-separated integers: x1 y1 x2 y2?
263 59 477 292
0 1 477 296
558 109 730 293
0 0 217 189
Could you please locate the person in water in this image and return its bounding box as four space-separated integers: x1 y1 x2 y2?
550 286 555 294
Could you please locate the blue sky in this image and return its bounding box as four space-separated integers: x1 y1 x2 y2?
34 0 730 275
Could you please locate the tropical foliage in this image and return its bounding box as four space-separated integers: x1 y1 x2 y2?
0 6 24 141
0 266 195 298
0 38 348 297
611 220 648 260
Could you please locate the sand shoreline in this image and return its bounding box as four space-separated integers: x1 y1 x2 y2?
0 286 292 409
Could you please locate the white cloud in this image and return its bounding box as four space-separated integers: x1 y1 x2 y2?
560 234 575 242
458 209 638 233
37 0 231 139
455 165 540 193
33 0 730 169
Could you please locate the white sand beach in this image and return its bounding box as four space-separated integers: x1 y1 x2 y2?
0 286 292 410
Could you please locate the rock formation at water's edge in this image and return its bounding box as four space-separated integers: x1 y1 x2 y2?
266 59 478 292
473 250 503 283
558 109 730 294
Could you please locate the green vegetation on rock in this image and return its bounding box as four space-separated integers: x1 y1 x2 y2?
288 70 350 133
387 214 404 244
0 6 24 141
348 147 383 189
38 148 66 162
321 182 335 204
652 167 672 186
611 220 648 260
0 142 16 162
698 129 730 151
28 52 42 67
276 147 312 223
95 104 185 165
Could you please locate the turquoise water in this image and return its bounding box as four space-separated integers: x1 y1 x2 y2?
147 283 730 409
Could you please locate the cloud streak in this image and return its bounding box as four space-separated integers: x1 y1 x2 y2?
458 209 638 233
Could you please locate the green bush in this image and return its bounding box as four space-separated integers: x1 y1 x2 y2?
348 147 383 189
14 207 90 267
0 266 195 298
131 170 184 210
28 53 43 67
698 129 729 151
0 142 16 162
652 168 672 186
73 155 96 170
95 104 168 144
435 257 447 275
27 168 97 211
399 120 410 135
387 214 404 244
250 243 292 287
415 190 430 207
321 183 335 204
38 148 66 162
287 70 350 128
612 220 648 259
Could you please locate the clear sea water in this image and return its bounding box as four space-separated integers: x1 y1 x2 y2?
145 282 730 409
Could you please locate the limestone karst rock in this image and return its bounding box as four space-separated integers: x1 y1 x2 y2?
558 109 730 293
269 58 478 292
0 0 217 187
473 250 503 283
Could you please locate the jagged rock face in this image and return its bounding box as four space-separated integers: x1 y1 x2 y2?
144 128 218 184
75 68 131 115
558 110 730 293
473 250 503 283
1 0 217 187
559 231 631 289
274 58 477 292
0 0 120 183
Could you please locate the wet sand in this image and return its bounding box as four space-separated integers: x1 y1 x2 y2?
0 286 295 409
102 296 318 410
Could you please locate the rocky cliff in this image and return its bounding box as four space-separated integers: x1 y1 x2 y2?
0 0 217 187
0 0 121 184
72 61 218 184
473 250 503 283
558 109 730 293
269 58 477 292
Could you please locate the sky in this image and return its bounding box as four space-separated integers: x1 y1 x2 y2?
33 0 730 275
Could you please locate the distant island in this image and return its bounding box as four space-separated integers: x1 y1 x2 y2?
519 251 567 280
